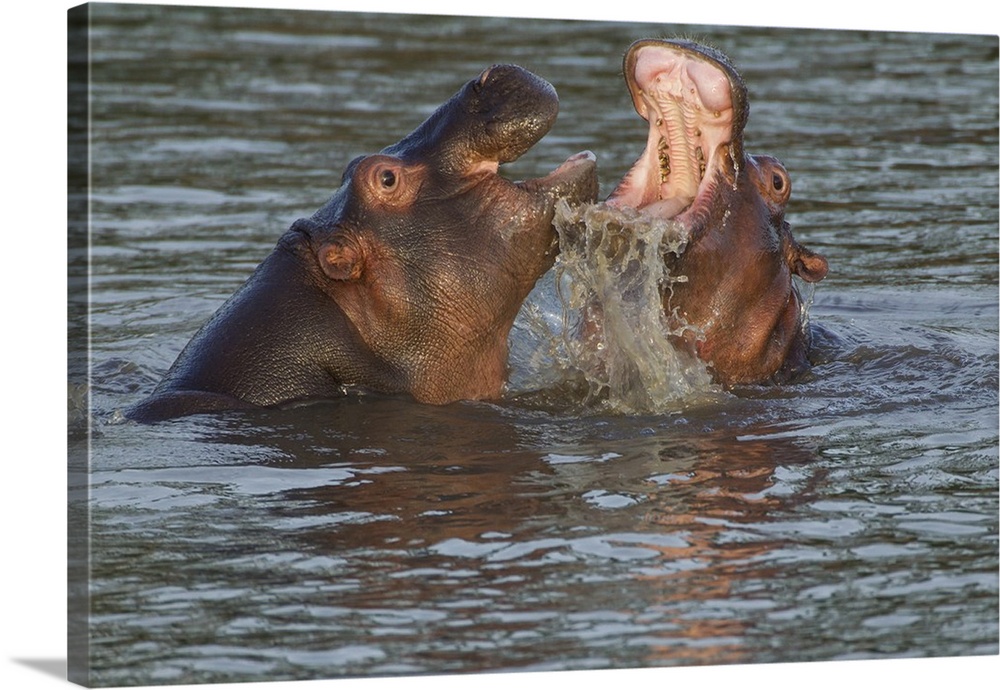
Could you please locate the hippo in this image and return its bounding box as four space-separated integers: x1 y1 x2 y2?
602 38 829 385
126 64 598 422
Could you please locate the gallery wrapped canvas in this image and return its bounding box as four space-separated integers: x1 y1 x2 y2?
66 2 998 688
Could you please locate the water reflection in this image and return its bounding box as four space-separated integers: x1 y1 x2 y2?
93 399 832 672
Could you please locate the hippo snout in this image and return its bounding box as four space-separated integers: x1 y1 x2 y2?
385 62 562 172
473 64 559 163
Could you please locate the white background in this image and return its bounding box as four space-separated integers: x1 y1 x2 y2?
2 1 997 689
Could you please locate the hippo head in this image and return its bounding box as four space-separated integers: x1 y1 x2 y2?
127 64 597 422
281 64 598 404
607 39 828 384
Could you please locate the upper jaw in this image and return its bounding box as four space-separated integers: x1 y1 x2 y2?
606 39 746 225
386 64 561 176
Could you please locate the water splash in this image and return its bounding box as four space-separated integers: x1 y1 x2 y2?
539 199 716 413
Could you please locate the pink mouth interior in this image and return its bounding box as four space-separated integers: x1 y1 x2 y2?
607 45 735 221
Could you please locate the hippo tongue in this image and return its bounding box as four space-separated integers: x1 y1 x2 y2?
607 42 738 223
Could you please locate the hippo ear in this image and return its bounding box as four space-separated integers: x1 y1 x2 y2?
781 222 828 284
317 241 364 281
790 244 829 284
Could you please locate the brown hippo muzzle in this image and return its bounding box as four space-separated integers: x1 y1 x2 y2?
607 39 829 386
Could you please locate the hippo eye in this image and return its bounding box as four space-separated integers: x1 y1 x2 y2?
772 173 784 191
379 169 398 190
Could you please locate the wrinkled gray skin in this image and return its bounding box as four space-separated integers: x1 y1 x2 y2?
606 39 829 384
127 65 598 422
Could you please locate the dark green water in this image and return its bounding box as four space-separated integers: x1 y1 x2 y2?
70 3 998 686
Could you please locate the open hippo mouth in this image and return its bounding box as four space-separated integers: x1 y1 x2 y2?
553 39 829 398
606 39 748 227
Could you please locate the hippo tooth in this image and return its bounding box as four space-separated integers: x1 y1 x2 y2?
657 136 671 182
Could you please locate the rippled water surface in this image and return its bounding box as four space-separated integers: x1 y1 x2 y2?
70 4 998 686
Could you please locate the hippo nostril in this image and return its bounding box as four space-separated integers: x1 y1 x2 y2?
478 66 493 87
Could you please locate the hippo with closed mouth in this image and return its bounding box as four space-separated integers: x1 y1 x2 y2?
127 64 598 422
604 39 829 385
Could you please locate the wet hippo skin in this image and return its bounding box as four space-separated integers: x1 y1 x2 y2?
127 65 598 422
605 39 829 385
